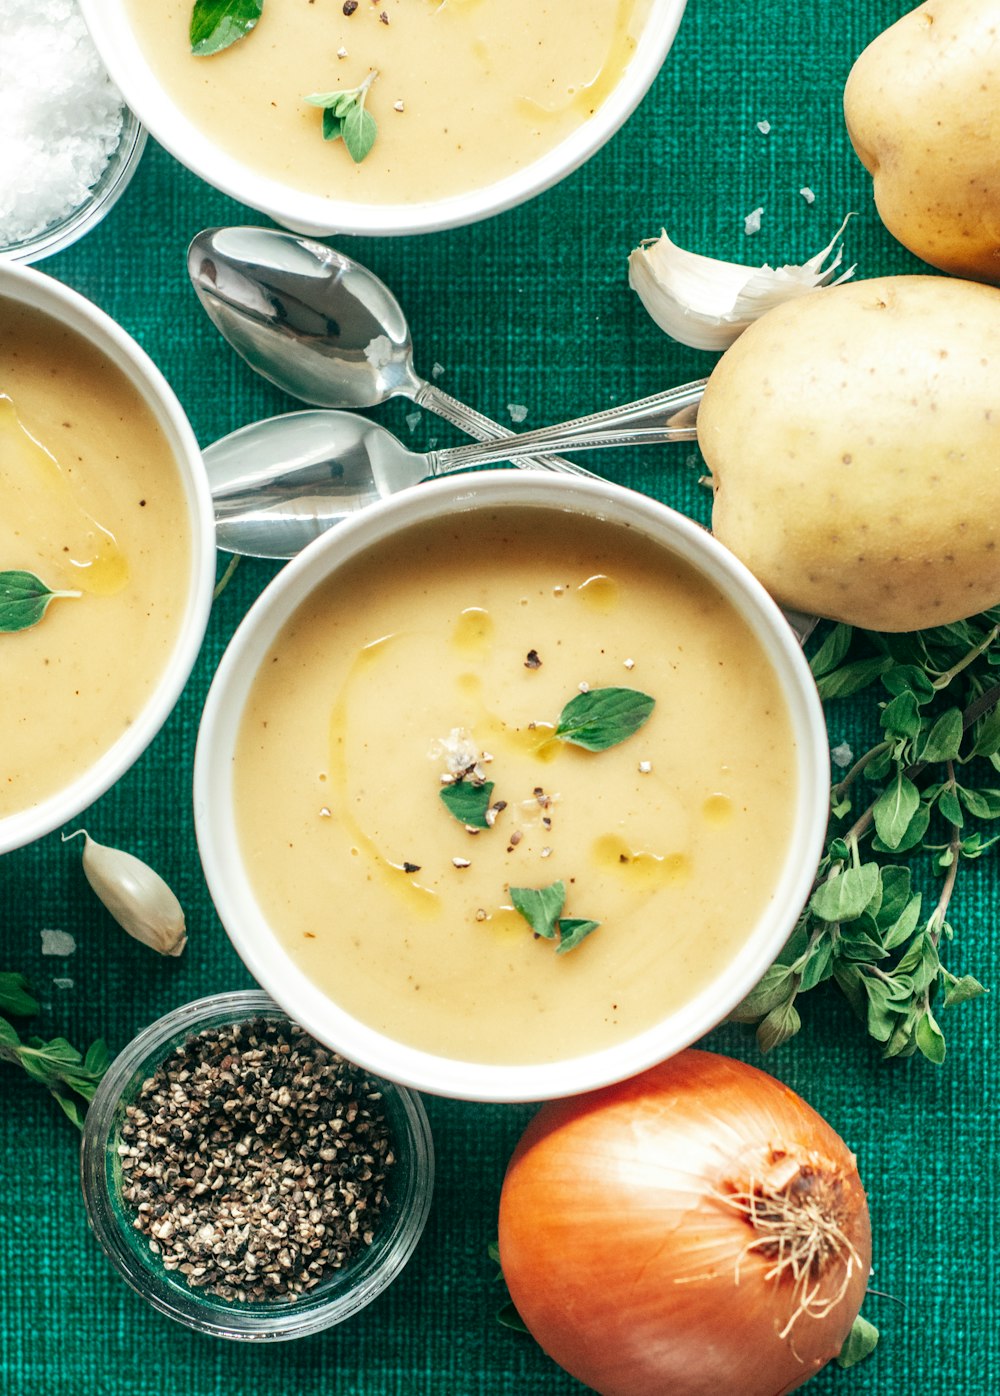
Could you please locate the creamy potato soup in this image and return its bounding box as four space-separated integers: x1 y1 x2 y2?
125 0 654 203
0 300 190 817
233 508 797 1066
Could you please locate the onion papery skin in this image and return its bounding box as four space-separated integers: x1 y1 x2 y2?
497 1050 871 1396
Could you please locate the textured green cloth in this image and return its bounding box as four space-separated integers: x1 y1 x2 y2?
2 2 997 1392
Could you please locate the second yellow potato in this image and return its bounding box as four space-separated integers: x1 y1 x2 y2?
699 275 1000 633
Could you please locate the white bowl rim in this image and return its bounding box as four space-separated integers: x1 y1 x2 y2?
0 262 216 855
194 472 829 1103
77 0 688 236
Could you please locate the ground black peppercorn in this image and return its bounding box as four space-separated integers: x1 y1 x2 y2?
117 1018 396 1303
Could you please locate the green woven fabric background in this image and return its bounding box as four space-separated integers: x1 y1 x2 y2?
2 1 997 1392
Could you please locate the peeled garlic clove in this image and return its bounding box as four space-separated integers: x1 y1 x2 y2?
627 217 855 351
62 829 187 957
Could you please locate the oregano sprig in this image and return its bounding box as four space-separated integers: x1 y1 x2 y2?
305 71 379 162
734 609 1000 1063
0 973 110 1129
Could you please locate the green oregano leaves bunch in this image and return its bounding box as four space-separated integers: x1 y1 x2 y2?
0 972 109 1128
734 610 1000 1063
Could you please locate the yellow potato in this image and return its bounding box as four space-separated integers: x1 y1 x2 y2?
845 0 1000 284
699 275 1000 633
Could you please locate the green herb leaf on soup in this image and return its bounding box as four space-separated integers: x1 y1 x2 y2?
189 0 263 56
554 687 655 752
0 570 80 634
440 779 494 829
509 882 565 940
508 884 601 955
305 71 379 162
555 918 601 955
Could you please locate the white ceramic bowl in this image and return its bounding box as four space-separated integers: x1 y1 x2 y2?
77 1 687 237
0 262 216 854
194 472 828 1103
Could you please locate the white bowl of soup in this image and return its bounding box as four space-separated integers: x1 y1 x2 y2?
0 262 215 854
194 473 828 1102
77 0 687 236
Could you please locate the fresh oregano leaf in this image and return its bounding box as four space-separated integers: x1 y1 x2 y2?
809 863 880 924
879 689 922 740
509 882 565 939
936 784 965 828
915 1008 947 1064
0 972 38 1019
555 918 601 956
881 893 924 952
919 706 964 762
189 0 263 56
871 798 931 855
836 1315 880 1370
756 997 801 1053
729 964 795 1021
943 973 988 1007
872 771 921 850
957 785 1000 820
797 937 835 991
0 570 79 634
342 104 378 163
814 655 893 701
808 622 852 678
881 663 936 703
554 687 654 752
440 779 494 829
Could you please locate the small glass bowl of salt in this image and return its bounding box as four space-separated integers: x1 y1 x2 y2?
0 0 147 263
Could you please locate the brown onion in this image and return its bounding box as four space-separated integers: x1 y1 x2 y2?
498 1050 871 1396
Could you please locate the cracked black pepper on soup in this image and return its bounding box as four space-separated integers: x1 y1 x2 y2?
117 1018 396 1303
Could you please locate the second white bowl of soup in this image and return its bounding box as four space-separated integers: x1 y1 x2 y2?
0 263 215 854
78 0 687 235
195 473 828 1102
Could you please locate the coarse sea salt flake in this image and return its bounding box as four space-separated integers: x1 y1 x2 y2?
756 120 771 135
744 207 764 236
0 0 125 244
507 403 528 424
41 928 77 957
800 187 817 205
831 742 853 769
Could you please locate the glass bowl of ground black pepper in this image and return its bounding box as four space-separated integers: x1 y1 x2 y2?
80 991 434 1340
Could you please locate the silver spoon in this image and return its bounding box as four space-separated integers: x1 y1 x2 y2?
207 379 706 560
187 225 588 476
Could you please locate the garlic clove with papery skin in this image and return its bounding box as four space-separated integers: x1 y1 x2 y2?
62 829 187 957
627 217 855 351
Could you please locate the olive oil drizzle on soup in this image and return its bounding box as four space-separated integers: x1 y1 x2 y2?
125 0 653 203
0 300 190 818
234 510 797 1066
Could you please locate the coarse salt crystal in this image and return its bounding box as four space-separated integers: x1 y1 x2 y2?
756 120 771 135
0 0 125 245
744 207 764 236
431 362 446 379
405 410 421 432
52 977 75 990
507 403 528 424
831 742 853 769
363 334 393 369
41 928 76 957
800 187 817 205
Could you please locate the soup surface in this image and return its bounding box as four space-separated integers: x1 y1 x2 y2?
0 299 190 818
233 508 797 1065
124 0 653 203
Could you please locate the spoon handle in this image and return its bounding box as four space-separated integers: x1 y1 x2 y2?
427 379 706 475
414 382 599 478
